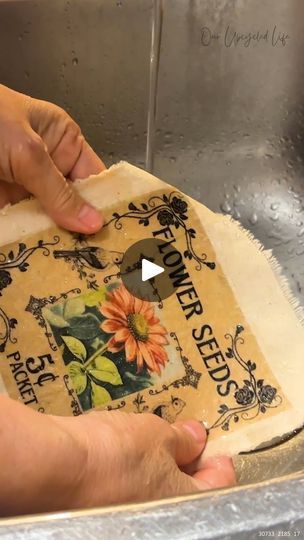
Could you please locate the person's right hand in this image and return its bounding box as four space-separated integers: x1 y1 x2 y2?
54 410 236 509
0 396 236 516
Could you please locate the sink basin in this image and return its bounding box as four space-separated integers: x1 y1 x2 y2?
0 0 303 537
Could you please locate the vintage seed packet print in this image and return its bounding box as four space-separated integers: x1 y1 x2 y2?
0 162 303 456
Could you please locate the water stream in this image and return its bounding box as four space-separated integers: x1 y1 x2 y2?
145 0 163 173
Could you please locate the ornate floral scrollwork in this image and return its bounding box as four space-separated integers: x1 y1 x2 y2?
63 375 82 416
209 325 282 432
106 192 216 271
53 234 123 291
0 308 17 353
25 289 81 351
0 237 60 296
148 332 201 396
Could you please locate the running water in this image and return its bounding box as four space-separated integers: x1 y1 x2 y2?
145 0 163 173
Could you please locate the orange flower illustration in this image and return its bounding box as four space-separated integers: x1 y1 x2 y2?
100 284 169 374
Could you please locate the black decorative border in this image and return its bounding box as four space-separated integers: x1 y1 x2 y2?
25 289 81 351
132 392 186 422
54 236 99 291
63 374 82 416
133 393 150 413
106 400 126 411
65 257 99 291
70 233 98 290
104 259 164 309
209 325 283 431
0 237 60 296
148 332 201 395
0 308 17 353
53 234 125 291
106 191 216 271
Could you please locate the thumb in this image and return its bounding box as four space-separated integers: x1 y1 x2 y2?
14 130 103 233
193 455 236 490
171 420 207 466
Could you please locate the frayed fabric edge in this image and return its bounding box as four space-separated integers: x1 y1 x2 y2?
222 215 304 326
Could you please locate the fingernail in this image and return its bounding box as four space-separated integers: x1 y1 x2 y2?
203 455 234 468
78 204 103 231
181 420 206 444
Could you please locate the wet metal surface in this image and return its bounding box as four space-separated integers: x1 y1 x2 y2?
0 476 304 539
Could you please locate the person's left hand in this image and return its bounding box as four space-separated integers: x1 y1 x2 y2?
0 84 105 232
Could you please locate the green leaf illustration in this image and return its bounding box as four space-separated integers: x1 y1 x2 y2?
88 355 123 386
91 382 111 407
68 361 87 395
64 297 86 320
51 304 64 316
82 287 108 307
91 337 105 350
44 308 69 329
125 371 153 388
69 313 100 340
62 336 87 362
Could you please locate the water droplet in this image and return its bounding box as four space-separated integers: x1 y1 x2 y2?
127 123 134 131
197 150 203 158
297 228 304 237
226 160 231 166
272 178 281 186
233 184 241 193
249 213 258 225
169 156 176 163
270 202 280 211
267 230 291 245
72 57 78 66
270 213 279 222
220 201 232 214
164 132 172 139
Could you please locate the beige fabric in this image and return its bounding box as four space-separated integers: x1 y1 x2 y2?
0 162 303 457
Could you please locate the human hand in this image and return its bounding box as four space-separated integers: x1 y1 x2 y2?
54 410 236 509
0 84 105 232
0 397 235 516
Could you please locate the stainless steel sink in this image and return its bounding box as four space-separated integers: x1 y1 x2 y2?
0 0 303 537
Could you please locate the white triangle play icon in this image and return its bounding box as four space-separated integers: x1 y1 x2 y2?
142 259 164 282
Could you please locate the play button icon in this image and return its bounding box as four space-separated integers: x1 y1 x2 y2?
120 238 175 302
142 259 164 282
